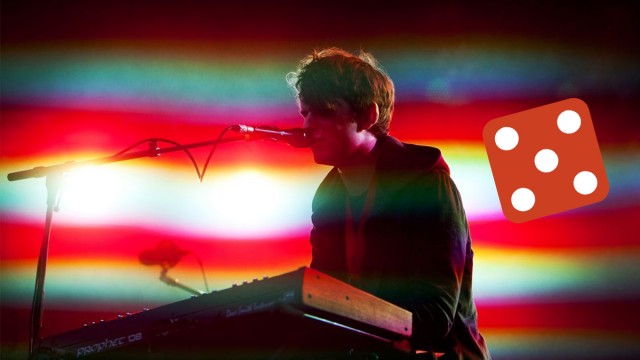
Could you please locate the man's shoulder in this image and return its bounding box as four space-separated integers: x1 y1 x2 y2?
377 135 450 175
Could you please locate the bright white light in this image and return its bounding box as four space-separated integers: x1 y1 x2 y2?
58 166 124 222
22 163 317 239
204 169 295 238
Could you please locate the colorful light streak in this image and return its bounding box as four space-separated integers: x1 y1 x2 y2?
473 246 640 302
2 39 638 114
0 46 293 113
1 8 639 358
484 328 640 359
3 242 638 307
2 143 637 234
1 162 322 239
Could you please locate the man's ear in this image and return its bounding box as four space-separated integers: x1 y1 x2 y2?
358 103 379 132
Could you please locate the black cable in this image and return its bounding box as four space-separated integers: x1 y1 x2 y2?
112 125 236 182
113 138 158 157
114 137 202 179
199 125 235 182
191 254 210 293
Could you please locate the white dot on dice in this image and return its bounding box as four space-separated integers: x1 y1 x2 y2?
535 149 559 173
495 127 519 151
511 188 535 212
574 171 598 195
557 110 581 134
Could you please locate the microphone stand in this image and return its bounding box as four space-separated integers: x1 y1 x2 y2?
159 268 203 296
28 173 62 356
7 135 245 357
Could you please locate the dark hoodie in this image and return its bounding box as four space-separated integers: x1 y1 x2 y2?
310 135 491 359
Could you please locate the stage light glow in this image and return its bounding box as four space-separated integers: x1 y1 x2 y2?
203 168 300 238
58 166 125 221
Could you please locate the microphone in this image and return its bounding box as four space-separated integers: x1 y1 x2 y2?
231 124 310 148
139 240 190 270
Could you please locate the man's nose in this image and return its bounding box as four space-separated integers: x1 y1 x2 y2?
303 116 312 129
303 117 316 133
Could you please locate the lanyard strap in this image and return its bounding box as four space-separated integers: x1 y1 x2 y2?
345 179 377 279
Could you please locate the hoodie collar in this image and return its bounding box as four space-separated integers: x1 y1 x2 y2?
373 135 449 198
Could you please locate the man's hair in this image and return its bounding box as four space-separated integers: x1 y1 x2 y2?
287 47 395 137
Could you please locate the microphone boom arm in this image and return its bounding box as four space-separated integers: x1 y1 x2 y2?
7 136 246 182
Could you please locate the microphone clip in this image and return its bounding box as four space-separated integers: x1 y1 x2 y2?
231 124 310 148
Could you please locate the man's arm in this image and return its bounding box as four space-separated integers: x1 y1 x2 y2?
399 170 470 348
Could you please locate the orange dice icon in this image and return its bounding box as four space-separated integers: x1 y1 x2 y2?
483 98 609 223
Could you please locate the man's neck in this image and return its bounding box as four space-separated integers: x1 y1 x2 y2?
338 136 379 196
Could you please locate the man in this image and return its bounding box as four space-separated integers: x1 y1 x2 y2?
288 47 491 359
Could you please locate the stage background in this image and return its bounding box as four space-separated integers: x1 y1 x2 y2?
2 1 639 359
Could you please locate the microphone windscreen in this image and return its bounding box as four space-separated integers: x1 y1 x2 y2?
139 240 189 268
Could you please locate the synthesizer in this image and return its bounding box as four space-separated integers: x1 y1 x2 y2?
34 267 412 359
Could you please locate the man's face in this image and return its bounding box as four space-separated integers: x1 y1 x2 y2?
300 99 360 167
